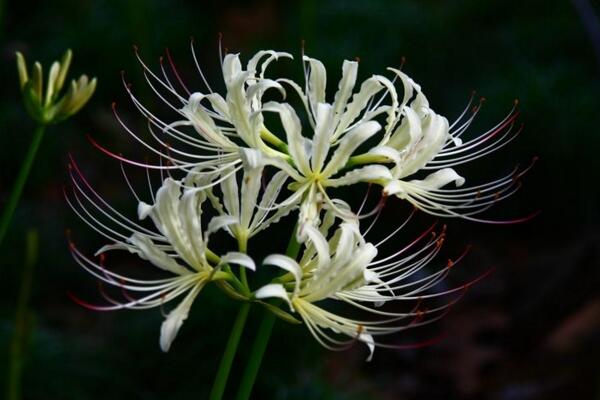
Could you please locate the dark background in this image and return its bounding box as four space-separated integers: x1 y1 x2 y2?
0 0 599 399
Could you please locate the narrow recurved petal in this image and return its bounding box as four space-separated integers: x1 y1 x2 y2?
239 149 265 229
263 254 302 295
321 121 381 178
220 165 241 222
303 55 327 108
255 283 293 310
160 283 203 352
331 60 358 117
311 103 334 173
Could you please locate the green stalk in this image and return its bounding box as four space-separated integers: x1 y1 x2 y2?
208 302 251 400
234 307 276 400
235 226 301 400
0 125 45 248
7 229 39 400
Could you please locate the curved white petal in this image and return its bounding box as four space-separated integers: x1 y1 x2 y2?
311 103 334 172
303 55 327 107
255 283 292 310
358 331 375 362
299 223 331 271
263 254 302 295
325 164 392 188
127 234 191 276
220 251 256 271
410 168 465 189
160 283 202 352
322 121 381 178
262 101 311 176
332 60 358 117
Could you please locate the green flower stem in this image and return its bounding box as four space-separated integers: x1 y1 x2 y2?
209 302 251 400
238 235 249 290
235 226 301 400
235 306 277 400
0 125 46 249
7 229 38 400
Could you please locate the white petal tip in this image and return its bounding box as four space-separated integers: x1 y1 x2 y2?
137 202 153 220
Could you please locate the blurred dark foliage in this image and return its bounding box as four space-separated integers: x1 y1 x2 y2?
0 0 599 399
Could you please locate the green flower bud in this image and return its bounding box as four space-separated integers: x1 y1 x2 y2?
15 49 96 125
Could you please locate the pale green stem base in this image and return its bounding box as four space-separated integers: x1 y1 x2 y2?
0 125 45 249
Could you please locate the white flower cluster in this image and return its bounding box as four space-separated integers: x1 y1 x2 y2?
67 44 530 358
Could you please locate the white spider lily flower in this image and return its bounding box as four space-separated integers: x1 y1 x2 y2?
282 53 531 222
91 45 293 180
65 161 255 352
254 215 481 361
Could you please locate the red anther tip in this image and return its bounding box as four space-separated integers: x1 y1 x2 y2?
111 102 117 109
355 56 361 63
479 97 486 103
218 32 223 40
447 259 454 268
532 155 540 162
